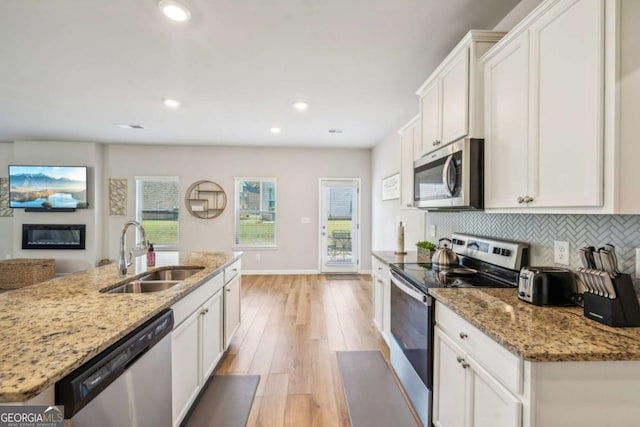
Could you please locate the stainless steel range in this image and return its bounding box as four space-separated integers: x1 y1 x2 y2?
388 233 529 427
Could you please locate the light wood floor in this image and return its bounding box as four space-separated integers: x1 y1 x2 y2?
214 274 391 427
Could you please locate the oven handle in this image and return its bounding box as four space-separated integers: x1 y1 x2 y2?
390 271 430 303
442 154 455 197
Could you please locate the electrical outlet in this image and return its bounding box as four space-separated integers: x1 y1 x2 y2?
430 225 436 238
554 241 570 265
5 254 11 259
255 253 261 261
635 248 640 278
301 217 310 224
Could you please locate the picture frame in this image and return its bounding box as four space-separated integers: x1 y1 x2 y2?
382 173 400 201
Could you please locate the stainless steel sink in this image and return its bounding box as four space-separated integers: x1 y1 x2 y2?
104 280 180 294
138 267 204 282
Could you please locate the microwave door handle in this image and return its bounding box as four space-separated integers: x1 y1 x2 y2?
442 154 455 197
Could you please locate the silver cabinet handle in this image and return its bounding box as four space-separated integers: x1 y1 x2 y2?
232 268 238 272
226 288 231 292
461 361 470 369
406 204 412 208
517 196 524 204
459 332 468 339
456 356 464 363
523 196 534 203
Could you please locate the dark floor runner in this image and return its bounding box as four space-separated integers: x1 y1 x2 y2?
183 375 260 427
337 351 419 427
325 274 361 280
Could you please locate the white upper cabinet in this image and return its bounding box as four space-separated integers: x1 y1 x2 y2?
484 33 530 208
399 115 420 209
483 0 640 213
417 31 505 157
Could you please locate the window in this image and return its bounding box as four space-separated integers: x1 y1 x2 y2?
135 176 180 249
235 178 277 247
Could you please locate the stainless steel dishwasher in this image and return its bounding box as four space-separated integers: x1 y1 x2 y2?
56 309 174 427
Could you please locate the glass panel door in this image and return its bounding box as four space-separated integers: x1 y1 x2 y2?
320 179 359 273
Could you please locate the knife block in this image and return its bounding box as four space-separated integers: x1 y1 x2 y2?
583 274 640 327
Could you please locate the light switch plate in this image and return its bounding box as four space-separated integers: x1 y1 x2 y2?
554 241 570 265
635 248 640 278
301 217 310 224
255 253 261 261
430 225 436 238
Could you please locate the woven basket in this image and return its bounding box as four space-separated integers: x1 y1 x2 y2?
0 259 56 290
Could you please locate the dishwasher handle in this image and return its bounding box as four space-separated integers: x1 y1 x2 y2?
55 309 174 419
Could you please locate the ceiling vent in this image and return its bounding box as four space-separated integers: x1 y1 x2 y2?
328 129 344 134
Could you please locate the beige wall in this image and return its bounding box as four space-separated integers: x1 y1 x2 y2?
371 132 424 251
493 0 544 31
105 144 371 273
0 142 13 259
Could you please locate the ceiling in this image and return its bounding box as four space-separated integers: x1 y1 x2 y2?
0 0 519 148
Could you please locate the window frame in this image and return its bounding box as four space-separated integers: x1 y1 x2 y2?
233 177 278 249
134 175 180 251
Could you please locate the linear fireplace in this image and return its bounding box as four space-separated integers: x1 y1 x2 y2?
22 224 86 250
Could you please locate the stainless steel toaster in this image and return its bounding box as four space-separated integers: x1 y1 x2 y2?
518 267 577 306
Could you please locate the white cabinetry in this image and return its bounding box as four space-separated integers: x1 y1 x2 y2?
434 300 640 427
417 31 505 156
483 0 604 210
371 256 390 345
171 272 225 426
434 304 522 427
223 259 241 349
399 115 421 209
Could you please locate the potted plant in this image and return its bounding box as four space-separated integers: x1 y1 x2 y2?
416 240 437 262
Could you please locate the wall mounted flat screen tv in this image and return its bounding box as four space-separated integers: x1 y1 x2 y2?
9 165 88 209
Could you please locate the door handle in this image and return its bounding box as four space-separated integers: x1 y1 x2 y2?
442 154 455 197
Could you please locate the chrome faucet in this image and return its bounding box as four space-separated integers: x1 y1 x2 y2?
117 220 149 277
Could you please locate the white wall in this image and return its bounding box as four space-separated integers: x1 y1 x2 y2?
0 142 14 258
371 132 424 251
104 144 371 273
11 141 104 273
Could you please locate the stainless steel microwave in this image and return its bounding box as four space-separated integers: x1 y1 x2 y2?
413 138 483 210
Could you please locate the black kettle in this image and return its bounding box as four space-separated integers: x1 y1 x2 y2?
431 238 459 268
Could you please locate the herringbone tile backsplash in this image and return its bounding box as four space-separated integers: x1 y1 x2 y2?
426 212 640 274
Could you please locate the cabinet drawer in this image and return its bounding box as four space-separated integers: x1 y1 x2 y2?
224 259 241 283
436 303 522 394
371 256 388 280
172 272 224 327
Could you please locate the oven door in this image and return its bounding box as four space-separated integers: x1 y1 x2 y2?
390 271 434 388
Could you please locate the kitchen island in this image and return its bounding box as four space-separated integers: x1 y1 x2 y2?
0 251 241 403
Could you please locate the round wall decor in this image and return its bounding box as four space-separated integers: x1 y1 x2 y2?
185 180 227 219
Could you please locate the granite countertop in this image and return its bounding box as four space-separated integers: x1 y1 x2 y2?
372 250 420 265
0 251 241 402
430 288 640 363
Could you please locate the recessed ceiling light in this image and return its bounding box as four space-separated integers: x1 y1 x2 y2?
293 101 309 111
158 0 191 22
270 127 281 134
115 124 145 129
163 98 180 108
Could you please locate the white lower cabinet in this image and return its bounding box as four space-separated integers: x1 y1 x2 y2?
223 274 241 350
371 256 391 345
433 326 521 427
171 267 235 427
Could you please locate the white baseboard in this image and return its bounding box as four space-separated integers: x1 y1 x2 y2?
243 269 320 275
244 269 372 275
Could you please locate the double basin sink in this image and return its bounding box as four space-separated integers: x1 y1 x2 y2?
102 266 205 294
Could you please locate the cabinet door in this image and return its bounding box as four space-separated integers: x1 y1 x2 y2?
484 33 530 208
420 79 441 155
224 275 241 349
171 310 200 426
469 356 522 427
201 289 224 382
400 124 416 209
441 48 470 144
529 0 604 207
433 327 468 427
382 276 391 342
373 276 384 332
